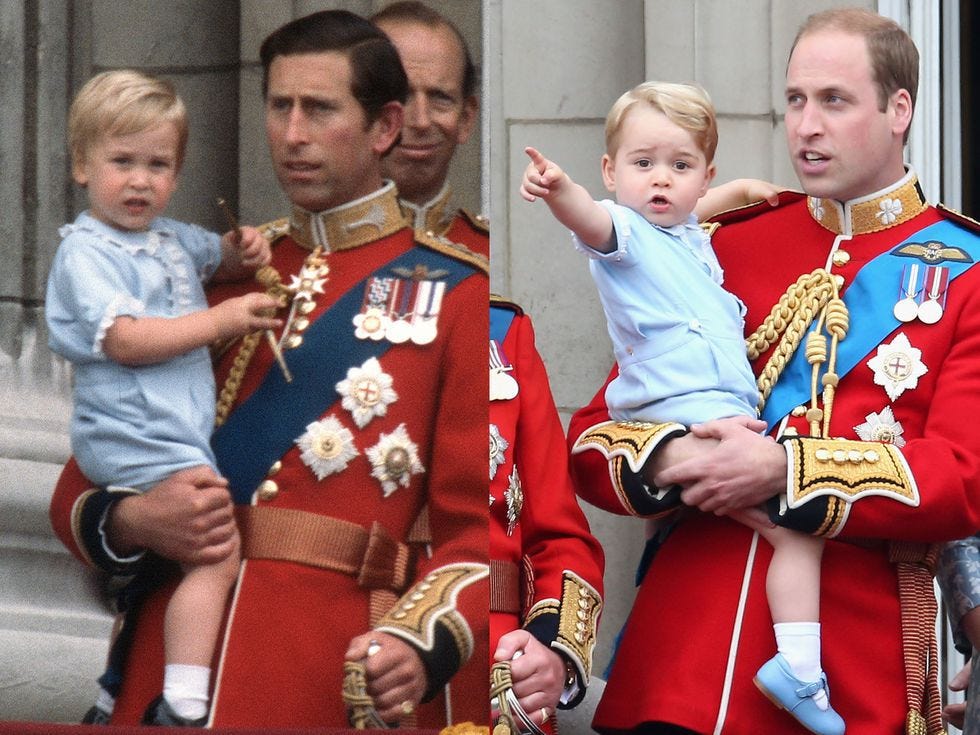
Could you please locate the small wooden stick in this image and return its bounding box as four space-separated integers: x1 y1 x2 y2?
216 197 292 383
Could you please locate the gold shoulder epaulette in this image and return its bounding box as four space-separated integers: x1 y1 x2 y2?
459 208 490 234
490 294 524 315
258 217 291 244
416 228 489 275
937 203 980 235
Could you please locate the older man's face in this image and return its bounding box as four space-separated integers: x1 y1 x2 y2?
378 21 477 206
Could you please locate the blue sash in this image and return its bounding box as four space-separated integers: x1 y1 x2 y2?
212 246 479 503
490 305 516 344
762 220 980 429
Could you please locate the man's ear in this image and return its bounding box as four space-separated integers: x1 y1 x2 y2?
890 88 913 139
601 153 616 194
456 95 478 145
371 101 404 156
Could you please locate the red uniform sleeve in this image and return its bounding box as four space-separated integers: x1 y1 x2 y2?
375 271 490 697
509 315 604 687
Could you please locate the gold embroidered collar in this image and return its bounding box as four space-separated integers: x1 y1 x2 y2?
289 181 408 253
398 182 456 236
807 169 928 236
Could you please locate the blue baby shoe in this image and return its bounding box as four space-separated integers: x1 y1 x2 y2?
753 654 845 735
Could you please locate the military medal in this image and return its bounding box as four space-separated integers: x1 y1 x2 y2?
354 277 395 340
489 340 519 401
410 280 445 345
867 332 928 401
489 423 509 480
295 416 359 480
853 406 906 448
916 265 948 324
336 357 398 428
504 466 523 536
892 263 921 323
385 280 414 344
366 423 424 496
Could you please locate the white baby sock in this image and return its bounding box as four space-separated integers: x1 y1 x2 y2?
774 621 829 710
163 663 211 720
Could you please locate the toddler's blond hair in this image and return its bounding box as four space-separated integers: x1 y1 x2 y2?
605 81 718 164
68 70 188 171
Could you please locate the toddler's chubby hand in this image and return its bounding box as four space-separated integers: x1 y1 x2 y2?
520 146 567 203
233 226 273 270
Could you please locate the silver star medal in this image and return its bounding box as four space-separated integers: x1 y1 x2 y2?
489 423 509 480
366 423 425 496
853 406 906 448
504 466 524 536
295 416 359 480
489 340 518 401
336 357 398 429
867 332 928 401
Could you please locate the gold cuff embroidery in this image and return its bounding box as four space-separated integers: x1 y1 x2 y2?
555 571 602 682
375 562 488 658
571 420 686 474
784 437 918 512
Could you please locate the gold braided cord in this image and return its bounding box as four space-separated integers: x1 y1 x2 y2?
213 260 297 427
490 662 518 735
214 331 262 427
746 269 848 436
342 660 387 729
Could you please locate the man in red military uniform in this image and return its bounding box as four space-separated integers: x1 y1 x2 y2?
568 8 980 735
371 1 489 258
48 9 488 729
485 297 604 732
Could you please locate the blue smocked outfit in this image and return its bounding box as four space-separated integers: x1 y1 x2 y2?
575 199 758 425
46 211 222 491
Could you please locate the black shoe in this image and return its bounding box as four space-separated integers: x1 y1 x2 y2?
140 695 207 728
81 705 112 725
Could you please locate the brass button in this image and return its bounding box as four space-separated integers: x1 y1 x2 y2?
832 250 851 266
257 479 279 501
268 460 282 476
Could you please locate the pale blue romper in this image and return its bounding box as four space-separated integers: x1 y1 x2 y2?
46 211 223 491
575 199 759 426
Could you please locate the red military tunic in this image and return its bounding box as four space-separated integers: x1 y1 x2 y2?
483 299 604 726
569 172 980 735
48 184 489 729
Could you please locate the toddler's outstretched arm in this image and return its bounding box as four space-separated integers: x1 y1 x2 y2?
103 292 282 366
695 178 785 221
520 147 615 252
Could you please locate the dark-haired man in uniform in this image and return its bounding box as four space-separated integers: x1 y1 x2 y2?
569 8 980 735
50 8 488 729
